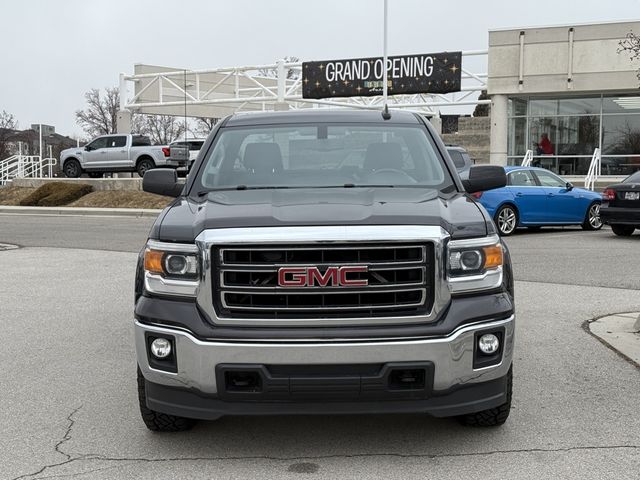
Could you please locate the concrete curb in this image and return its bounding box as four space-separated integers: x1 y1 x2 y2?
0 206 162 217
588 312 640 367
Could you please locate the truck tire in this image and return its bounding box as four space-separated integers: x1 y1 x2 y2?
63 159 82 178
458 366 512 427
581 202 602 230
611 225 635 236
136 158 155 178
137 368 195 432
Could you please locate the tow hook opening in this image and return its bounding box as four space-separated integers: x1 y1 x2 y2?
225 371 263 392
388 368 426 390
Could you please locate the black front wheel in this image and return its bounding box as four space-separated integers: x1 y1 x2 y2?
63 159 82 178
459 367 512 427
136 158 155 178
137 368 195 432
611 225 635 236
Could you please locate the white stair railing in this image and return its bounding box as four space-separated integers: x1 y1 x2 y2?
584 148 601 191
0 155 58 186
521 149 533 167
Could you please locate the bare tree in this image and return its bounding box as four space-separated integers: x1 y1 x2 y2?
618 32 640 83
472 90 490 117
75 88 120 138
0 110 19 159
137 115 186 145
191 117 219 137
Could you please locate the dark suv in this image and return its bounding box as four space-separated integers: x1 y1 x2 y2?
445 145 474 179
135 110 514 431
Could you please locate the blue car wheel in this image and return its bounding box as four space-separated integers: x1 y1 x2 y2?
581 202 602 231
496 205 518 236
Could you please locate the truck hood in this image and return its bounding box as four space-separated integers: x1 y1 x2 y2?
155 187 490 242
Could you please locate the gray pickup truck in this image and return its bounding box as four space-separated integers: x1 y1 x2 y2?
134 110 515 431
60 134 180 178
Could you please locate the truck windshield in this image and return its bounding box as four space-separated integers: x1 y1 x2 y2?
197 123 453 191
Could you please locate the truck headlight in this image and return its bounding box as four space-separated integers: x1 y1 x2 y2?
447 236 503 293
143 240 200 297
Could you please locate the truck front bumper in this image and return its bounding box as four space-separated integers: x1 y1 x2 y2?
135 315 514 419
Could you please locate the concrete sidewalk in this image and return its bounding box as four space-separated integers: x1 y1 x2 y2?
588 312 640 366
0 205 162 217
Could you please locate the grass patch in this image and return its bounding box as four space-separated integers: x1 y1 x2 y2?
19 182 93 206
68 190 172 209
0 186 38 205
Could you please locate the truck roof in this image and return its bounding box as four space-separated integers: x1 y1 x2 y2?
225 109 422 127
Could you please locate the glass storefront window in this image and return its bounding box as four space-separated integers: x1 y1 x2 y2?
602 114 640 154
529 116 598 156
529 99 558 116
602 95 640 114
508 117 527 156
558 97 601 115
506 96 640 176
601 156 640 176
508 98 527 116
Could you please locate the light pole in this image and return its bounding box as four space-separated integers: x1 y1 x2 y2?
382 0 390 119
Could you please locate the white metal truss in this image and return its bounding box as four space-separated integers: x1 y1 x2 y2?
121 51 488 118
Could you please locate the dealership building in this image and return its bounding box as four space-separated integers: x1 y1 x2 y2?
488 20 640 176
119 20 640 179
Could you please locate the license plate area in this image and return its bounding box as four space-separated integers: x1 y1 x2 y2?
624 191 639 200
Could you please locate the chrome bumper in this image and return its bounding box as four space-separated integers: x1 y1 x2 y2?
135 315 514 395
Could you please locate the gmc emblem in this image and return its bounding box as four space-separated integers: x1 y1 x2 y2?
277 266 368 288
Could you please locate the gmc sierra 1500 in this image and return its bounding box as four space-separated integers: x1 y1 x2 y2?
134 110 514 431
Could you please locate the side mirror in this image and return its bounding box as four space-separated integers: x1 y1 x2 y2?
566 182 574 191
462 165 507 193
143 169 183 197
84 145 93 151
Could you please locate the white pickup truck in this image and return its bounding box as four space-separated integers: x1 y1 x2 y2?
60 134 177 178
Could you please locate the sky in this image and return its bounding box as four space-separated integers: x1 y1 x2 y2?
1 0 640 138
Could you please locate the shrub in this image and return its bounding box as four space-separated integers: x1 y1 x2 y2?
19 182 93 207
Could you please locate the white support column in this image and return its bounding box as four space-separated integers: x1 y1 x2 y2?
117 72 132 134
273 59 289 111
119 73 127 111
489 94 508 165
116 110 132 134
116 75 133 178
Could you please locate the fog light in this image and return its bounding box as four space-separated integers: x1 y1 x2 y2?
150 338 172 359
478 333 500 354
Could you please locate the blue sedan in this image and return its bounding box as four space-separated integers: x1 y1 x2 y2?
475 167 603 236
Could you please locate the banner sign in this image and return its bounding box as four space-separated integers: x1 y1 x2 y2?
302 51 462 99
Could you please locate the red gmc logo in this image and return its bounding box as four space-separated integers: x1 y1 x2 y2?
277 266 369 288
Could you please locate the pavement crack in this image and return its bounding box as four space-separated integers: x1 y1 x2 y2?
54 406 82 461
10 406 82 480
82 443 640 463
13 443 640 479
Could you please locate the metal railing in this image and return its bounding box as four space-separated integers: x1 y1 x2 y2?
584 148 601 191
521 150 533 167
0 155 58 186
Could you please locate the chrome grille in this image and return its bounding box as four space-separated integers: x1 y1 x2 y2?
213 244 433 318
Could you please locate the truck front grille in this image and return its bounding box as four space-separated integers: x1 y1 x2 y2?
213 243 434 319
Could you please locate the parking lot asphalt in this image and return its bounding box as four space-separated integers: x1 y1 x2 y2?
1 214 639 479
